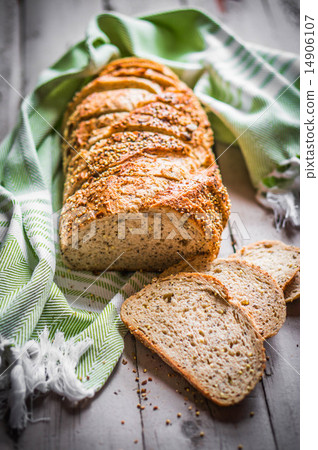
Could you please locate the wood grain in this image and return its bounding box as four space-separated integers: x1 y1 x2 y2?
135 338 277 450
185 0 300 53
103 0 184 16
22 0 102 93
0 0 21 140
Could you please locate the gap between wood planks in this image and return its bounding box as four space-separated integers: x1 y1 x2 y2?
261 381 279 450
133 336 147 450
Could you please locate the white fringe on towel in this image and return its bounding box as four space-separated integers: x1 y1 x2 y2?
0 328 94 430
257 156 300 229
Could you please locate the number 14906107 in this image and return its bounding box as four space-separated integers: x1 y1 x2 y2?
305 15 315 74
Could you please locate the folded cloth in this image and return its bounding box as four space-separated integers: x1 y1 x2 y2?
0 9 299 429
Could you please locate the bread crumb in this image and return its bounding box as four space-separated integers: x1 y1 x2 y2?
166 419 171 425
250 411 255 417
153 406 158 410
196 411 200 416
121 420 125 425
200 431 205 437
177 413 182 418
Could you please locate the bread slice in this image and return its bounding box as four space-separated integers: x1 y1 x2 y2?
100 57 180 83
161 256 286 338
64 88 155 141
63 132 201 201
284 270 300 302
231 240 300 290
62 87 156 171
101 66 180 88
62 76 163 130
63 112 129 170
59 168 228 272
121 273 265 406
107 99 213 164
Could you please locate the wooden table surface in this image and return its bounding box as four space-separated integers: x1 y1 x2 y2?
0 0 300 449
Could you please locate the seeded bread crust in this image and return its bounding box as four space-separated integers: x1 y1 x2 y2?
231 240 300 290
161 255 286 338
59 168 229 271
62 76 163 129
59 57 230 272
121 273 266 406
99 57 181 81
63 132 203 200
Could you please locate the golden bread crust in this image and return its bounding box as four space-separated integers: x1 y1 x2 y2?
60 57 230 271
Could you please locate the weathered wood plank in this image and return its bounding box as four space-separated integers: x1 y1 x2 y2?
214 142 300 450
104 0 184 16
184 0 299 53
136 338 277 450
0 0 21 140
261 0 300 52
22 0 102 93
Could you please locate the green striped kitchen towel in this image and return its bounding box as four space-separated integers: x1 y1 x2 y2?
0 8 299 430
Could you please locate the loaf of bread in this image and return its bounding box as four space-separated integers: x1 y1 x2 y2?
121 273 265 405
231 241 300 292
161 255 286 338
59 57 230 272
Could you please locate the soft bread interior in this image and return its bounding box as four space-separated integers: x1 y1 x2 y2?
161 256 286 338
121 274 265 405
60 211 214 272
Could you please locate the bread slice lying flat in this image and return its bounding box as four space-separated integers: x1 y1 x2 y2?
121 273 265 406
231 240 300 290
161 256 286 338
284 270 300 302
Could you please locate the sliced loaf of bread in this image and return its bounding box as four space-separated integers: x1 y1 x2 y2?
60 57 230 272
121 273 265 406
161 255 286 338
231 240 300 290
